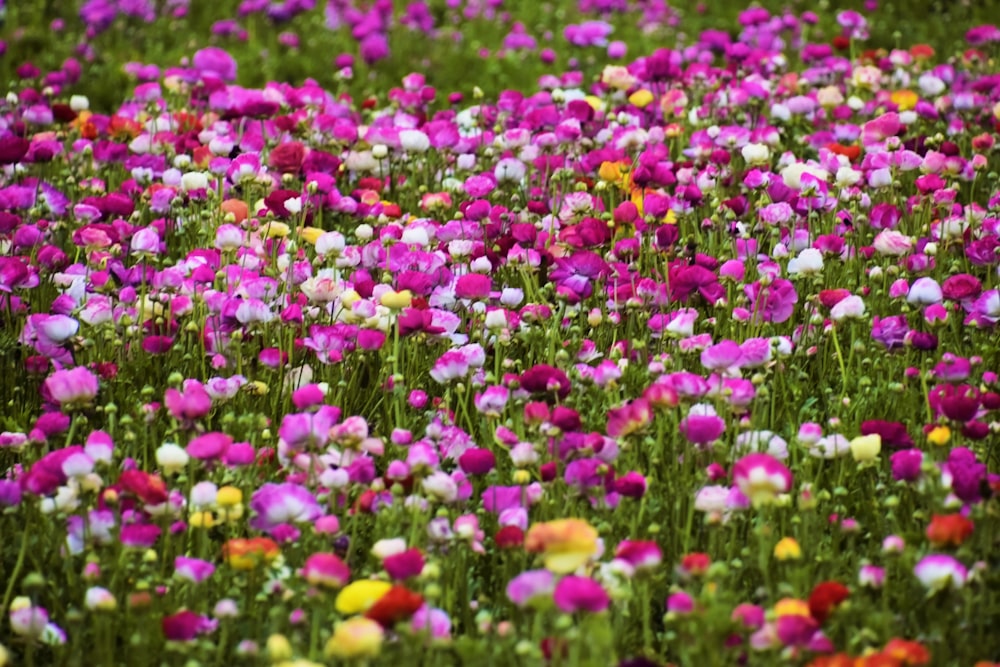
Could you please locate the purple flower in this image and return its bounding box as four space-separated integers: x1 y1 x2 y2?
249 483 323 533
871 315 909 350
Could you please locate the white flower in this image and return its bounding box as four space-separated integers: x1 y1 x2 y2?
399 129 430 153
741 143 770 166
181 171 209 192
787 248 824 276
830 295 866 322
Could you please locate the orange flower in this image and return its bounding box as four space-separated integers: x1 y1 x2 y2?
883 638 930 665
855 653 904 667
806 655 854 667
926 513 974 548
223 537 280 570
826 143 861 162
598 160 631 191
890 90 918 112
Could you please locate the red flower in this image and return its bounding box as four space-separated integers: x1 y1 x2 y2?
117 470 169 505
807 581 850 624
818 288 851 309
680 552 711 577
364 585 424 628
926 513 974 548
832 35 851 51
495 525 525 549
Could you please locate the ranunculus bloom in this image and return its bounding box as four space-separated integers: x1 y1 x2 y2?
335 580 393 615
222 537 280 570
524 518 599 573
553 575 610 613
325 617 384 659
301 552 350 589
926 514 974 548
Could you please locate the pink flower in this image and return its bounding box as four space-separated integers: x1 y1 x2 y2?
507 569 555 607
165 381 212 422
454 273 492 300
174 556 216 584
186 432 232 461
613 540 662 571
913 554 967 590
679 408 726 447
732 453 792 507
300 552 350 589
45 367 99 409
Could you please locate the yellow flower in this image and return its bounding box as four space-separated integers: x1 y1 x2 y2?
584 96 605 112
298 227 325 245
773 598 810 618
379 289 412 310
524 518 599 574
325 617 384 659
890 90 918 112
264 222 291 239
217 486 243 507
628 89 655 108
598 160 631 191
335 580 392 615
188 511 216 529
773 537 802 561
267 634 294 662
849 433 881 462
927 425 951 446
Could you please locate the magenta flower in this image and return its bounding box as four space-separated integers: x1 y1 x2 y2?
458 448 496 476
520 364 572 399
383 548 426 580
162 610 216 641
889 449 923 482
666 591 695 614
744 279 798 323
553 575 610 613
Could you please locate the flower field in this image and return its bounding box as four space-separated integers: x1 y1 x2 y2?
2 0 1000 665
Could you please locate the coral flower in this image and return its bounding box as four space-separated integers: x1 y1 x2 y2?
883 638 931 665
525 518 600 573
926 514 974 548
223 537 280 570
